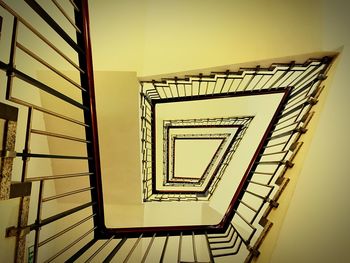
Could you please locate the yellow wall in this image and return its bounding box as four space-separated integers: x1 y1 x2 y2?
89 0 323 76
94 71 142 206
259 0 350 262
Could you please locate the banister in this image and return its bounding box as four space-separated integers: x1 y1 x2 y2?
76 0 106 231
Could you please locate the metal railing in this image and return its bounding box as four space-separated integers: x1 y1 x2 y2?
0 0 334 262
138 56 333 261
143 116 253 201
0 0 101 262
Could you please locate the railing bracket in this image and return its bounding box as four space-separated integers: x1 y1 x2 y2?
295 127 307 134
267 198 279 208
6 65 16 77
21 149 31 161
289 142 299 151
247 244 260 257
307 97 318 105
6 226 30 238
281 160 294 168
0 150 17 158
259 217 269 227
317 73 327 80
275 176 285 186
245 221 273 263
9 181 32 198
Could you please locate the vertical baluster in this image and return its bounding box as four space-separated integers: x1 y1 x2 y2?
85 235 115 263
141 233 156 263
205 232 215 263
33 180 44 263
103 238 127 263
64 233 97 263
177 232 182 263
123 234 143 263
192 232 197 262
159 234 169 263
6 16 18 100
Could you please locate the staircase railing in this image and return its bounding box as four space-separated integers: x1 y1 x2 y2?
138 56 333 261
0 0 100 262
0 0 334 262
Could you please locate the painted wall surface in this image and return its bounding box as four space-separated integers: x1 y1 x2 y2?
260 0 350 262
94 71 142 206
89 0 323 76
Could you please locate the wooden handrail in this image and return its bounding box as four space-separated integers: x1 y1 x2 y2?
76 0 105 230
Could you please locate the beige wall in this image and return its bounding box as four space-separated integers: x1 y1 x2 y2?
259 0 350 262
89 0 323 76
94 71 142 206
